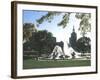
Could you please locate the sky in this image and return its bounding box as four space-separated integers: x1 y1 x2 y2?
23 10 91 44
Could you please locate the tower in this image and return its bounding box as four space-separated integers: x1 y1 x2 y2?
69 26 77 49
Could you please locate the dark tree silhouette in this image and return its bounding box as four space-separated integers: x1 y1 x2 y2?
23 30 56 57
76 37 91 54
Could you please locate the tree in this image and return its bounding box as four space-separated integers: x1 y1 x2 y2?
75 13 91 37
28 30 56 57
36 12 91 37
76 37 91 54
23 23 37 43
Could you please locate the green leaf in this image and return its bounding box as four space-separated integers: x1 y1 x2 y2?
36 12 60 25
58 13 70 28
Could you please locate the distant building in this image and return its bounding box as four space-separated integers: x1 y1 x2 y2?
69 26 77 50
69 26 91 53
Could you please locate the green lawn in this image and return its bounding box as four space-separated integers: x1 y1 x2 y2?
23 59 91 69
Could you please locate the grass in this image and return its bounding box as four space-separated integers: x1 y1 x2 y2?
23 58 91 69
